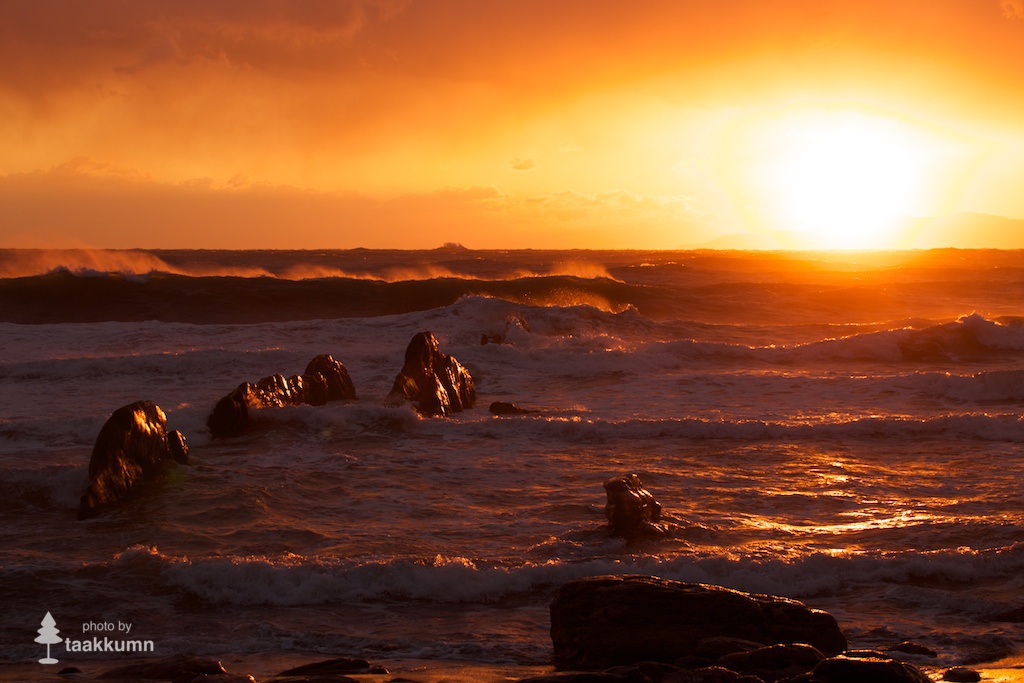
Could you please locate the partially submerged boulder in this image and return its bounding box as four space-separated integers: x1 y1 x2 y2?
385 332 476 416
550 575 847 670
79 401 188 519
97 654 225 679
603 474 667 538
207 354 356 438
489 401 534 415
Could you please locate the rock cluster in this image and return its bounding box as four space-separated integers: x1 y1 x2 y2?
532 574 949 682
385 331 476 416
78 401 188 519
81 335 476 517
207 354 356 438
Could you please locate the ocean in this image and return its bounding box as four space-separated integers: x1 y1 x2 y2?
2 247 1024 680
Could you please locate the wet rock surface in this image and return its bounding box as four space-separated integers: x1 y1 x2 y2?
207 354 356 437
385 331 475 416
79 400 188 519
603 474 668 538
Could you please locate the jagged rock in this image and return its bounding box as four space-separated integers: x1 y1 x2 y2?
549 575 846 670
79 401 188 519
716 643 825 681
385 331 476 416
207 354 356 437
811 652 931 683
304 354 357 402
603 474 667 538
97 654 225 679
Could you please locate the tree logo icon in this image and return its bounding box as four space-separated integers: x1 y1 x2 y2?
35 612 62 664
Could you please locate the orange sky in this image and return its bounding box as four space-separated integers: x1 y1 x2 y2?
2 0 1024 249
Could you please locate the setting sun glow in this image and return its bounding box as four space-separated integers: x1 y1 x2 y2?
741 109 941 249
769 114 925 249
1 2 1024 249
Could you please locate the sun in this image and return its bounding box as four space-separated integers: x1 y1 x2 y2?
751 108 934 249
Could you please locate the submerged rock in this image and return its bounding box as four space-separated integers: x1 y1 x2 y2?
276 657 373 676
385 331 476 416
603 474 667 538
97 654 225 679
207 354 356 437
79 401 188 519
549 575 846 670
489 401 534 415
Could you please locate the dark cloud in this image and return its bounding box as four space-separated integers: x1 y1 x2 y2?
0 0 407 96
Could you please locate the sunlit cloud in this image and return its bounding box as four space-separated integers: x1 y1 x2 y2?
2 1 1024 249
509 158 536 171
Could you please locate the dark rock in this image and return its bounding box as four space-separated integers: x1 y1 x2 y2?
385 332 476 416
886 641 937 658
603 474 667 538
490 401 533 415
58 666 82 675
692 638 765 663
811 652 931 683
943 668 982 682
277 658 371 676
176 676 255 683
97 654 226 679
605 661 681 682
757 601 846 659
305 354 357 402
716 643 824 681
207 354 356 437
481 332 506 345
991 605 1024 622
517 673 633 683
661 667 760 683
267 677 357 683
79 401 189 519
207 389 249 438
550 575 846 670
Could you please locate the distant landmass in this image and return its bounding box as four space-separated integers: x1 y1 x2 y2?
903 213 1024 249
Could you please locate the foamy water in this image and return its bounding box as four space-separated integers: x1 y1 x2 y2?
2 249 1024 674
